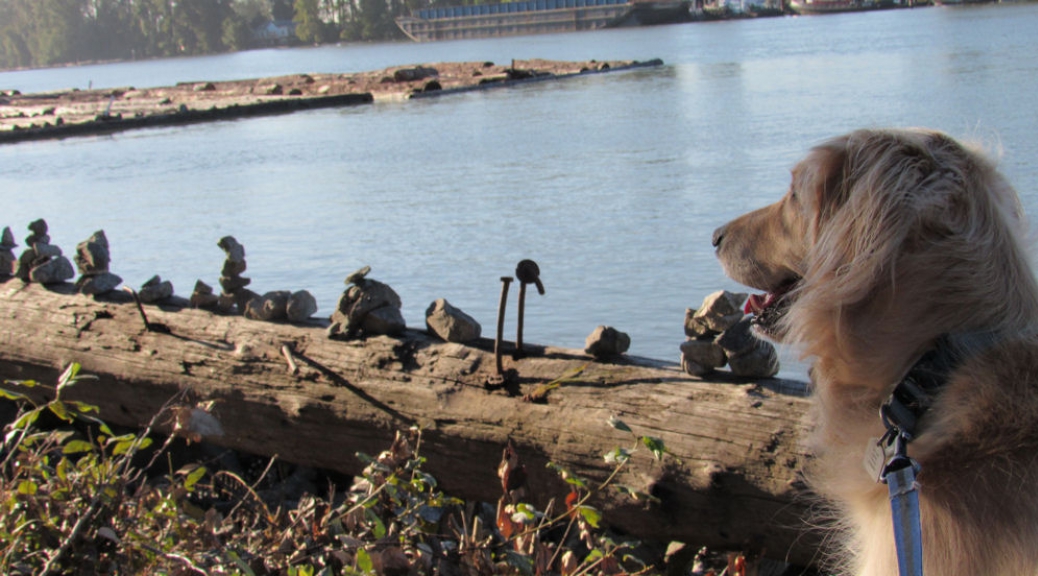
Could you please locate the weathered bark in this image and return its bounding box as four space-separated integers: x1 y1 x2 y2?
0 280 820 564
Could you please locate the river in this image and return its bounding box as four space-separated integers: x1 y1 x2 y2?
2 3 1037 378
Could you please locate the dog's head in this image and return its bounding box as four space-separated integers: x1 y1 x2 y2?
713 128 1036 363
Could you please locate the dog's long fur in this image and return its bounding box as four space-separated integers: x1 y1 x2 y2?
713 128 1038 575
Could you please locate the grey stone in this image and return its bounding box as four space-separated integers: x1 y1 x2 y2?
728 341 780 378
219 275 251 293
244 290 291 321
286 290 318 322
584 325 631 359
0 252 15 276
26 219 48 245
362 306 406 336
329 270 404 338
77 271 122 295
692 290 747 334
425 298 481 343
221 259 247 277
28 256 74 284
0 227 15 249
190 280 220 309
345 265 372 286
33 242 63 260
217 236 245 263
679 338 727 374
139 276 174 303
715 315 758 356
74 231 111 274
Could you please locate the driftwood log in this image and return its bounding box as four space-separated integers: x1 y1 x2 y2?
0 280 820 565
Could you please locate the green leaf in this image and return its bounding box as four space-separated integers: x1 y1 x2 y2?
640 436 666 461
607 415 632 433
48 400 72 422
62 440 95 455
577 505 602 528
356 548 374 574
0 388 27 401
66 401 100 414
365 510 386 539
58 363 81 388
11 409 40 431
17 481 37 496
57 457 71 481
604 447 632 464
183 466 207 491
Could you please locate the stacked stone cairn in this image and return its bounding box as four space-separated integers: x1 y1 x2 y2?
74 230 122 295
188 236 316 322
425 298 481 343
584 326 631 360
14 219 75 285
681 290 779 378
214 236 253 314
328 266 405 339
138 275 174 304
0 227 17 276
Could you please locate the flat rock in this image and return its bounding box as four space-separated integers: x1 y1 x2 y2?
425 298 481 343
76 271 122 295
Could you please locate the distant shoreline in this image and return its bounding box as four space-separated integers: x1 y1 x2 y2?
0 58 662 145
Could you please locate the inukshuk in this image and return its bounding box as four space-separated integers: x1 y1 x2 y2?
15 219 75 285
74 230 122 295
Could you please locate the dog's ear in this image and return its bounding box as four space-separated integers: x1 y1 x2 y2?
800 131 941 306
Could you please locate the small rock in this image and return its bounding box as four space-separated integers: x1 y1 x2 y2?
728 341 780 378
77 271 122 295
217 236 245 263
584 326 631 359
28 256 75 285
425 298 481 343
74 230 111 275
362 306 406 336
0 252 15 276
345 265 371 286
26 219 48 246
286 290 318 322
190 280 220 309
715 315 757 356
193 82 215 91
244 290 290 321
139 276 174 303
33 242 63 260
0 227 16 249
219 275 251 293
679 339 726 375
692 291 747 333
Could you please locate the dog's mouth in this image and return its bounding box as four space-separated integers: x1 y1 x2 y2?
744 280 798 335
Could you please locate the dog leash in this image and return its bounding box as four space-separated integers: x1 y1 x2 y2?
865 339 960 576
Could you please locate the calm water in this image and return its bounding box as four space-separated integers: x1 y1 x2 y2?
3 4 1038 378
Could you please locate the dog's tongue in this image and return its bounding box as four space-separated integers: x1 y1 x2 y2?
745 293 777 315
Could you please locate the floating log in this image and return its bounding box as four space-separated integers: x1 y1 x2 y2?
0 59 663 144
0 280 819 565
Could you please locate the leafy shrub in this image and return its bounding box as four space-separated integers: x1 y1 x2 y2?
0 364 742 575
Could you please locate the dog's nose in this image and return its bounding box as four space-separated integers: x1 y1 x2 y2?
712 225 727 248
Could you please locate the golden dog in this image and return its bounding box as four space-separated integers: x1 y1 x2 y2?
713 128 1038 575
